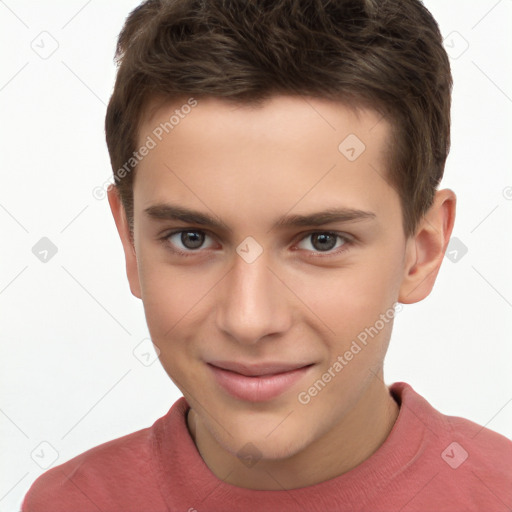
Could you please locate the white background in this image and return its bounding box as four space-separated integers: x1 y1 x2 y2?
1 1 511 510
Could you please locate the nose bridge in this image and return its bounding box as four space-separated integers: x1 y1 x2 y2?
216 251 290 345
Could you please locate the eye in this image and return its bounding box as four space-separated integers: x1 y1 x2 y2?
160 229 352 257
295 232 350 254
164 230 215 253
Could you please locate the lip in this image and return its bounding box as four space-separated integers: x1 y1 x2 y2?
207 361 314 402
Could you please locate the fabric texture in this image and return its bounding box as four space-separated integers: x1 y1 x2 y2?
21 382 512 511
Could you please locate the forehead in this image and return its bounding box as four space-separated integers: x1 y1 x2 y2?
140 93 388 143
134 94 398 230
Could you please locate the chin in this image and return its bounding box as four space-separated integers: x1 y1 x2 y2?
217 416 317 462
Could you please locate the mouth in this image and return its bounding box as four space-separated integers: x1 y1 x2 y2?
207 361 315 402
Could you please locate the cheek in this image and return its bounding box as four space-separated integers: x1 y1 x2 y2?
295 266 398 334
137 258 202 342
137 266 206 382
289 246 403 358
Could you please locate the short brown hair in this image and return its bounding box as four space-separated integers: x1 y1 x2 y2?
105 0 452 238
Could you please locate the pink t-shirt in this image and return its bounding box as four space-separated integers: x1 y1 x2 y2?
22 382 512 511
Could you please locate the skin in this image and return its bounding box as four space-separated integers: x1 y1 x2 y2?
108 94 456 490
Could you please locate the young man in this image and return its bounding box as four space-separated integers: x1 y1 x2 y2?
22 0 512 510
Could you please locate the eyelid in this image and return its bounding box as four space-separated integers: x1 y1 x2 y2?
163 228 216 251
294 229 353 242
292 230 353 255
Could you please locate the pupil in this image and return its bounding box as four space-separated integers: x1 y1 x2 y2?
181 231 204 249
312 233 336 251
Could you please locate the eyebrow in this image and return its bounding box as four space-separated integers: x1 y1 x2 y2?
143 203 376 231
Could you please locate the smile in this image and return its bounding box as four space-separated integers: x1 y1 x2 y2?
207 361 315 402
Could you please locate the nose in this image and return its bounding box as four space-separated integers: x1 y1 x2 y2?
215 251 292 345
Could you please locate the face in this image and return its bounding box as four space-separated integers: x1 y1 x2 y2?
124 95 414 461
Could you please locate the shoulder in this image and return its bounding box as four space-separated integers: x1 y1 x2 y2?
21 412 172 512
392 382 512 509
433 411 512 509
397 381 512 461
442 409 512 471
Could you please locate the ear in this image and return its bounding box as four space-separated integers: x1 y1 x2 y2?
107 185 142 299
398 189 456 304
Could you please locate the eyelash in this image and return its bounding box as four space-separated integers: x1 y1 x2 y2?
158 229 354 258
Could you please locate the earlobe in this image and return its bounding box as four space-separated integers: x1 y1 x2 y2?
398 189 456 304
107 185 142 300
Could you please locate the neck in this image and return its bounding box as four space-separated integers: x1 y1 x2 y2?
187 373 399 490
